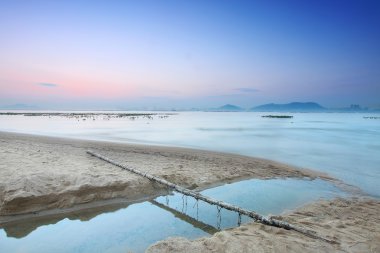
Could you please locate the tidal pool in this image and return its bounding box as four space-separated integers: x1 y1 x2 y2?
0 178 346 253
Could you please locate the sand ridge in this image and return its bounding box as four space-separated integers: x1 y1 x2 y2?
147 198 380 253
0 131 331 218
0 131 378 252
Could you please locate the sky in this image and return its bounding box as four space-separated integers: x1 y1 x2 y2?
0 0 379 110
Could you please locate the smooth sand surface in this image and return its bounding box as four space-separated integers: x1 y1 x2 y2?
1 131 378 253
147 198 380 253
0 131 329 218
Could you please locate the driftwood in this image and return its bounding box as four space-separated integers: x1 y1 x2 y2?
87 150 337 244
150 200 219 234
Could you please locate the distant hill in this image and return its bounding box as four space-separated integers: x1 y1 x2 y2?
206 104 244 112
250 102 326 112
216 104 244 111
331 104 369 112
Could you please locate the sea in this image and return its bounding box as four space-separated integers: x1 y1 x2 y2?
1 111 379 197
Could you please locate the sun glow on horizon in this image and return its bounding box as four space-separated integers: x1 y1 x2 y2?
1 0 379 109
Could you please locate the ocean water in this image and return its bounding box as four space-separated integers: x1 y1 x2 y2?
0 178 345 253
0 111 379 197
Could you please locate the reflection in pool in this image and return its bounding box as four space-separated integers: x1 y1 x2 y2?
0 178 346 253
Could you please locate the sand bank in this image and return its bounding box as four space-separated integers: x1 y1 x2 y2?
147 198 380 253
1 131 378 252
0 131 331 218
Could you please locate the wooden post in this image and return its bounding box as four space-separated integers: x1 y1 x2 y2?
87 150 336 244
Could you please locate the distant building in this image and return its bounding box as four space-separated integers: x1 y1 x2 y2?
350 104 361 110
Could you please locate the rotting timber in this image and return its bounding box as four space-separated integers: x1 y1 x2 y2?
87 150 336 244
150 200 219 234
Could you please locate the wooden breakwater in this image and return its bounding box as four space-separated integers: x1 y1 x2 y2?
87 150 336 244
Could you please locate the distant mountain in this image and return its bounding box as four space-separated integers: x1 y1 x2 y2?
214 104 244 112
331 104 369 112
250 102 326 112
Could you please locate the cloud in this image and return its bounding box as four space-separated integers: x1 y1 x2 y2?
37 82 58 88
234 87 260 93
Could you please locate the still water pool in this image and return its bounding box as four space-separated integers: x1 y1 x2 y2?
0 178 346 253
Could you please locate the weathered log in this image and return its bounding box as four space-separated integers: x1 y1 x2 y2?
150 200 219 234
87 150 336 244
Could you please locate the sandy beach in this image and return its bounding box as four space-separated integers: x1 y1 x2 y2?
0 131 330 217
0 131 379 252
147 198 380 253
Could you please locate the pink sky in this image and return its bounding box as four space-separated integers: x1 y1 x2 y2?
1 1 379 109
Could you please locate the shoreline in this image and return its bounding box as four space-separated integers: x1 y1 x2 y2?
1 131 378 252
0 131 345 218
147 197 380 253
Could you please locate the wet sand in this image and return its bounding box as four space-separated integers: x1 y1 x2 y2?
1 131 378 252
147 198 380 253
